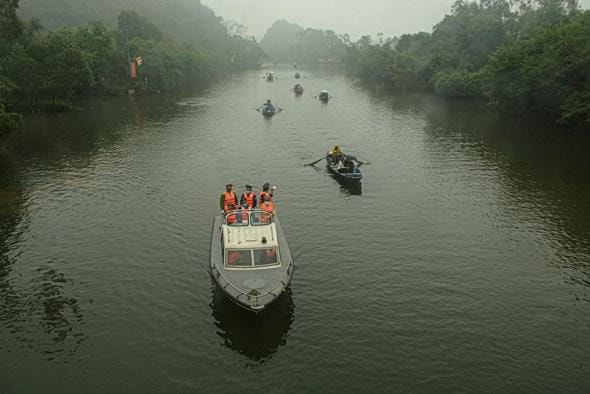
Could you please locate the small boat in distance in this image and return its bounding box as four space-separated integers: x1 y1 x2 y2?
319 90 330 102
209 208 294 313
265 72 274 82
261 105 276 117
293 84 304 95
294 72 301 79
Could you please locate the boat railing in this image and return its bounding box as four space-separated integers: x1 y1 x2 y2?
223 209 274 226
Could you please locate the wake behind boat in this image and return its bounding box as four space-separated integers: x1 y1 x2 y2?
209 193 293 312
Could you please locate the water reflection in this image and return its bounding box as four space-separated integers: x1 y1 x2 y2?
1 264 85 361
210 284 294 362
416 96 590 298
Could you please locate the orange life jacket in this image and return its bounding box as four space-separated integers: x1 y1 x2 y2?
259 191 270 204
227 213 237 224
260 200 275 214
242 191 255 208
223 191 237 212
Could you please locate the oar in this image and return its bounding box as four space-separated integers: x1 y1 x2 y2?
304 156 325 166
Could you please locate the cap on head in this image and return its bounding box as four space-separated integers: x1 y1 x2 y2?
262 182 270 190
245 184 252 190
226 183 232 187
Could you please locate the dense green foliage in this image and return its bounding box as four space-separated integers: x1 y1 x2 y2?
342 0 589 128
0 0 265 133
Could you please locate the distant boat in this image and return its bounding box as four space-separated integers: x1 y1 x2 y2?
265 73 274 82
294 72 301 79
319 90 330 102
293 84 304 95
261 105 276 117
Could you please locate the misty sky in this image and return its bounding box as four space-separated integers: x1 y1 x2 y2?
202 0 590 39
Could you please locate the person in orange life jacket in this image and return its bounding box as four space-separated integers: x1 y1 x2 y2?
260 194 276 215
226 203 238 224
220 183 237 212
259 182 274 203
240 184 257 209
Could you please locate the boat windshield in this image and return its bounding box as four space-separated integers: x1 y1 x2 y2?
226 249 252 267
250 211 273 225
254 247 279 266
225 247 280 268
224 211 249 226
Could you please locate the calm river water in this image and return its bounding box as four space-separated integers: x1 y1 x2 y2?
1 69 590 393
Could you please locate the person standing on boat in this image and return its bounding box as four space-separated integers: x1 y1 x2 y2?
240 185 257 209
260 195 276 215
220 183 237 213
259 182 274 204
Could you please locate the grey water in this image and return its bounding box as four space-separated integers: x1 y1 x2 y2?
1 68 589 393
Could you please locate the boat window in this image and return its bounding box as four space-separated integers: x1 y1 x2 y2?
254 247 279 266
225 211 249 226
226 250 252 267
250 211 273 225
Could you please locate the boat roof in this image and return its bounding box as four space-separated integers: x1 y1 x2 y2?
320 90 329 94
222 210 278 249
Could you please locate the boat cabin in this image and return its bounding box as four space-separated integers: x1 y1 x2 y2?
222 210 280 269
319 90 330 101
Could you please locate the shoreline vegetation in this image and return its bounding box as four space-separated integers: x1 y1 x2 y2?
0 0 266 133
2 0 589 134
260 1 589 130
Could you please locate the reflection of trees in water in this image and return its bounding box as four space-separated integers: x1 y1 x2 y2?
417 97 590 298
0 155 85 361
1 263 86 361
6 93 194 173
210 284 294 363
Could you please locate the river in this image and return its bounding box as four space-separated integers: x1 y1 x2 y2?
1 68 589 393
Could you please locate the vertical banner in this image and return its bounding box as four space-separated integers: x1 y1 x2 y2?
130 62 137 79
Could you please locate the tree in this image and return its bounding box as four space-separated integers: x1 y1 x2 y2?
117 10 163 42
0 0 23 42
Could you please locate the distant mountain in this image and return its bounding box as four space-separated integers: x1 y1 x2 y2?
260 19 304 63
18 0 228 52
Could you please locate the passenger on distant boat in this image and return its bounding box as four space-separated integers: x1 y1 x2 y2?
330 145 343 162
220 184 237 212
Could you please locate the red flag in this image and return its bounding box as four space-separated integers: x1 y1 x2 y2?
130 62 137 78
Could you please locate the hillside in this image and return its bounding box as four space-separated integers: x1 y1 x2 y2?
260 19 304 63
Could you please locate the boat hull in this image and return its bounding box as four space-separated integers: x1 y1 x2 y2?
209 216 294 313
326 155 363 181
